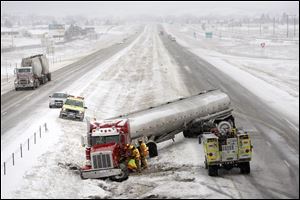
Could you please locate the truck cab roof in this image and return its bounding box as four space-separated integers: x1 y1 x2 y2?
202 133 218 140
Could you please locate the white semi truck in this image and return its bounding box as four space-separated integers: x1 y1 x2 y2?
14 54 51 90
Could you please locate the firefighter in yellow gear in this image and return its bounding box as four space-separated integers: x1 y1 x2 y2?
128 145 141 172
127 158 137 172
138 139 149 169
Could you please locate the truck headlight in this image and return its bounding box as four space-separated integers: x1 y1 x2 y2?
85 160 91 166
30 79 34 83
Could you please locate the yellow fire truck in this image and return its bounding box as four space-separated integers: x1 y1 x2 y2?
199 121 253 176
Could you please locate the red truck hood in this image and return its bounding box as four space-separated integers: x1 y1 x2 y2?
91 142 118 153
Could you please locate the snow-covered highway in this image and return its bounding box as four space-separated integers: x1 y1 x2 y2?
1 24 299 199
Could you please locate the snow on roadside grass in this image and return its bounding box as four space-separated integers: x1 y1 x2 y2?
1 109 64 198
193 48 299 126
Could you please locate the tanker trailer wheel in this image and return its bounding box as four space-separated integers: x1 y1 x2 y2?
147 141 158 157
47 73 51 81
35 80 40 89
183 129 194 138
109 163 129 182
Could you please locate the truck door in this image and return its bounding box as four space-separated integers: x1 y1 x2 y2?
205 138 220 163
238 134 252 160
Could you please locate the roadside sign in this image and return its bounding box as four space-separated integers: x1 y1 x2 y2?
205 32 213 38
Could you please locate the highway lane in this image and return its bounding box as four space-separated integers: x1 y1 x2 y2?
1 28 143 135
159 27 299 198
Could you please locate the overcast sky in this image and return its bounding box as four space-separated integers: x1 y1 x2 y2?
1 1 299 18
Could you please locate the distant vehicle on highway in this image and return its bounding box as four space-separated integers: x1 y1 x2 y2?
49 92 68 108
167 34 176 41
14 54 51 90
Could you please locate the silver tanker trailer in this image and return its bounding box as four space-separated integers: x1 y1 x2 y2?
80 89 235 180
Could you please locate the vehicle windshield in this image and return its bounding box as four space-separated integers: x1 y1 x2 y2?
52 93 68 98
91 135 119 146
65 99 83 107
18 68 32 73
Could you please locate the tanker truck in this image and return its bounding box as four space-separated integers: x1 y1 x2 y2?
14 54 51 90
80 89 235 181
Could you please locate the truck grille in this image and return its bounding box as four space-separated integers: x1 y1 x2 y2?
66 109 79 114
92 153 113 169
20 79 28 84
55 100 63 105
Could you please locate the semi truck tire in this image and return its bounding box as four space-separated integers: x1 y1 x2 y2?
147 141 158 157
208 165 218 176
183 130 193 138
35 80 40 88
109 163 129 182
47 73 51 81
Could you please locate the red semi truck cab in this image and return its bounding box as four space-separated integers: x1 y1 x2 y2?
80 119 130 181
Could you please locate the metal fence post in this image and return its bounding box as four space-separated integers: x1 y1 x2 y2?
28 138 30 150
44 123 48 131
4 162 6 175
39 126 42 138
34 132 36 144
20 144 23 158
12 153 15 166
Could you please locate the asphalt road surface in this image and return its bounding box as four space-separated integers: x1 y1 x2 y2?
159 27 299 199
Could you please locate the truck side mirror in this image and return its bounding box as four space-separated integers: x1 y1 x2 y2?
119 133 126 144
84 106 87 109
14 68 17 74
81 136 87 147
198 135 202 144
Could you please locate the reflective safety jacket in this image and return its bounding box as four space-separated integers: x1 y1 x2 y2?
139 142 149 157
132 148 140 160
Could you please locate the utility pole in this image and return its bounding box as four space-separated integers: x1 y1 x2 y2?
293 15 296 37
273 17 275 36
259 19 262 36
287 15 289 38
287 15 296 38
